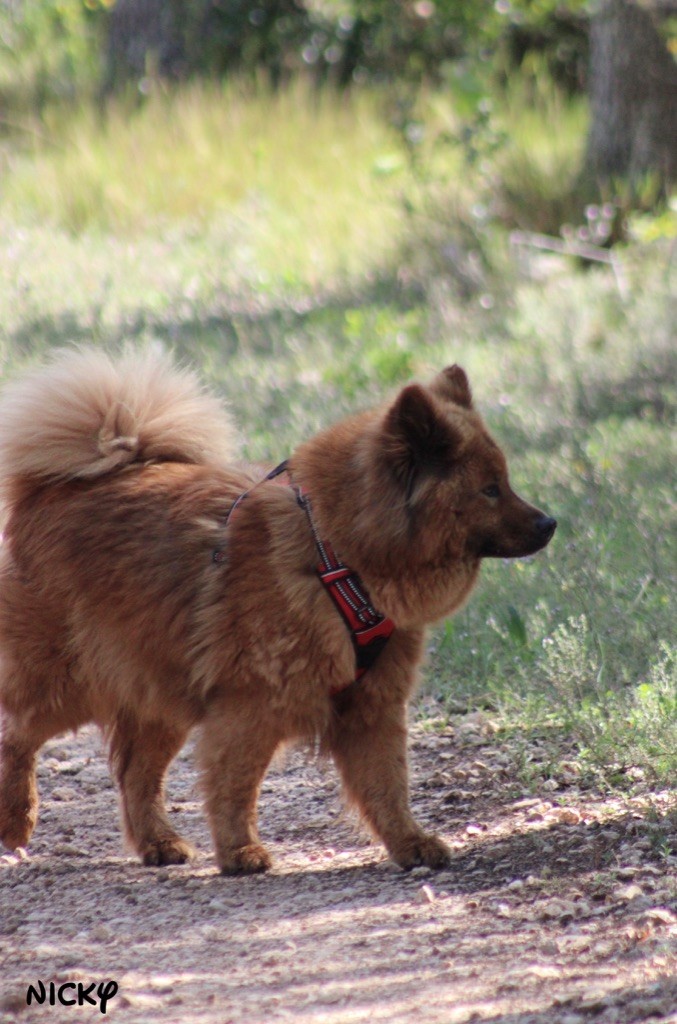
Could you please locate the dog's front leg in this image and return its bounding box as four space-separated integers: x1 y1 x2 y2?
198 698 282 875
327 697 451 870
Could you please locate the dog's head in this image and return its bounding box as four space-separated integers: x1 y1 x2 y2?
380 364 556 562
292 364 556 624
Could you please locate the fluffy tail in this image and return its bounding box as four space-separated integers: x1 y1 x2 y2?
0 345 238 508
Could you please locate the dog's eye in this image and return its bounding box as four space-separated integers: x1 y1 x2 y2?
482 484 500 499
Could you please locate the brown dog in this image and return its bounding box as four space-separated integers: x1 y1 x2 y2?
0 347 555 873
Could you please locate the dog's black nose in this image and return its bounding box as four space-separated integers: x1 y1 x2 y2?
536 515 557 540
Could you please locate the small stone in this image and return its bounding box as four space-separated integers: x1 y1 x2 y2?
512 798 542 810
53 843 86 857
525 964 560 979
416 884 436 904
579 989 612 1011
208 898 229 912
541 900 577 922
379 859 402 873
428 771 451 786
615 883 644 902
552 807 582 825
50 862 77 875
149 975 175 993
50 786 78 802
642 908 676 926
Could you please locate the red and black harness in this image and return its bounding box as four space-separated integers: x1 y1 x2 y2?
213 461 395 687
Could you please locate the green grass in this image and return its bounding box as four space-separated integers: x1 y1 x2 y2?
0 80 675 787
0 74 594 288
0 82 407 289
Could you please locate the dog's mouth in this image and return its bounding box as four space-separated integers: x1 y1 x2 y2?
478 515 557 559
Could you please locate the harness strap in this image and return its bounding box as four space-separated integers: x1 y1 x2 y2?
212 460 289 564
293 485 395 683
214 461 395 689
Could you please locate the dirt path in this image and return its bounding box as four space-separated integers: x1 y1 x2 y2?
1 716 675 1024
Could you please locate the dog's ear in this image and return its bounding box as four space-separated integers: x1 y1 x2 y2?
431 364 473 409
382 384 461 501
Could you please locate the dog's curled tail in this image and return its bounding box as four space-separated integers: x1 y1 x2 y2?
0 345 238 505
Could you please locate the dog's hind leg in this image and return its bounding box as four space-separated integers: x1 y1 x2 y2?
0 706 83 852
0 714 43 851
0 571 90 851
198 699 282 875
110 716 194 866
327 698 452 871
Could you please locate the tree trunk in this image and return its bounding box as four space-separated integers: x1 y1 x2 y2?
585 0 677 188
102 0 187 93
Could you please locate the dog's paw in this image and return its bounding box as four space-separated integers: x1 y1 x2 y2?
141 837 195 867
218 843 272 876
390 831 452 871
0 806 37 852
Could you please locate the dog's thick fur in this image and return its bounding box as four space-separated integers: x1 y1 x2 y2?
0 347 555 873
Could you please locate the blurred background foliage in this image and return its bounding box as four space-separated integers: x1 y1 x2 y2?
0 0 588 100
1 0 675 211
